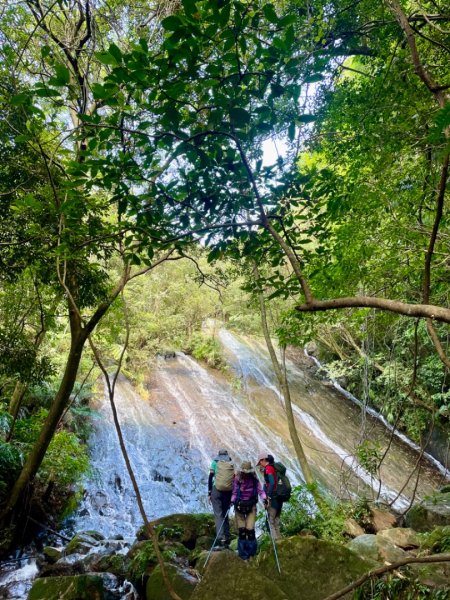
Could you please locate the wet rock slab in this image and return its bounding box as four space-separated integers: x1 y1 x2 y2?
192 537 372 600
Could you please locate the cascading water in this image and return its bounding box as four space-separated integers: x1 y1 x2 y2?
72 328 448 537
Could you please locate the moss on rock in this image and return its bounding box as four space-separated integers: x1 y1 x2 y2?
28 574 105 600
191 551 288 600
405 492 450 532
137 514 215 550
65 532 98 555
146 563 198 600
90 552 130 579
258 536 373 600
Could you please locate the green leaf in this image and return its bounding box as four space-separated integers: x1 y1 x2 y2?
263 4 278 24
35 87 61 98
107 45 121 66
52 63 71 86
96 51 119 66
218 3 231 26
229 107 251 126
162 15 182 31
10 93 29 106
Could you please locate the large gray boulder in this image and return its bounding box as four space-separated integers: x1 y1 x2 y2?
346 534 407 564
405 492 450 532
377 528 420 549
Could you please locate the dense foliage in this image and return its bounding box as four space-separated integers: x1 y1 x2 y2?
0 1 449 578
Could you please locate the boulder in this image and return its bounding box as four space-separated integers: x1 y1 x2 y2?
377 528 419 549
411 561 450 590
405 492 450 532
127 540 158 583
42 546 63 563
81 530 106 542
65 532 99 555
88 552 131 579
29 572 136 600
39 553 86 578
146 563 198 600
191 551 288 600
257 536 372 600
343 518 365 538
347 534 407 564
28 574 105 600
369 507 397 532
137 514 215 550
192 537 372 600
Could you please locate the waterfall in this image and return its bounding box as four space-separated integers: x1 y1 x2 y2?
72 329 447 536
304 348 450 479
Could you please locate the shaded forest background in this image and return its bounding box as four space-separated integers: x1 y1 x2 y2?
0 0 449 552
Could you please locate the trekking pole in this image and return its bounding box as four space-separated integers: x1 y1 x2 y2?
203 507 231 568
265 509 281 574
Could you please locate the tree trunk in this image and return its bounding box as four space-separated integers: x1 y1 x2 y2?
257 290 315 487
8 382 27 420
1 329 87 521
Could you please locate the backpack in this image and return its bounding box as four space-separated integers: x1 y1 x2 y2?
273 462 292 502
215 461 234 492
235 478 257 514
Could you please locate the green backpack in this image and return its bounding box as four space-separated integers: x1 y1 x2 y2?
274 462 292 502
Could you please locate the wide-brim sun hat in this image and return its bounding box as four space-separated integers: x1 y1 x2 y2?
256 452 268 464
239 461 254 474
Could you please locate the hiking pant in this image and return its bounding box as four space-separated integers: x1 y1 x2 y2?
237 527 257 560
268 505 282 540
211 487 232 543
235 505 257 531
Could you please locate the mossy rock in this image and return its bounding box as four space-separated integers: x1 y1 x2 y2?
65 532 99 555
189 550 210 573
127 538 191 584
43 546 63 563
191 551 288 600
90 553 130 579
82 530 105 541
406 493 450 532
146 563 198 600
28 574 105 600
347 534 407 565
257 536 373 600
127 540 158 582
137 514 215 550
419 526 450 553
411 561 450 590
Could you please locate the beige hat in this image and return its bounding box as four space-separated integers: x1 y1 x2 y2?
240 461 255 474
256 453 268 465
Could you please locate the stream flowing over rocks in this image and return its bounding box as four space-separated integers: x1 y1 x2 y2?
1 328 449 599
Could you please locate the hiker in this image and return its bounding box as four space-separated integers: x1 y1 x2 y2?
231 461 266 560
208 448 234 548
257 453 283 540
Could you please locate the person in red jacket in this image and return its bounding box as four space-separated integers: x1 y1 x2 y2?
257 452 283 540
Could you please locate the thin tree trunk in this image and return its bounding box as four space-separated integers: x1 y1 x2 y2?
89 293 183 600
257 287 315 488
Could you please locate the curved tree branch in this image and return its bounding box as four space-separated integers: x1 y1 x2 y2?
323 553 450 600
296 296 450 323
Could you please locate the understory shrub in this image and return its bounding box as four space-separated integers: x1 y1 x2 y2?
355 574 449 599
185 333 225 369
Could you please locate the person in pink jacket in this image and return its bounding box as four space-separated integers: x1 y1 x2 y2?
231 461 266 559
